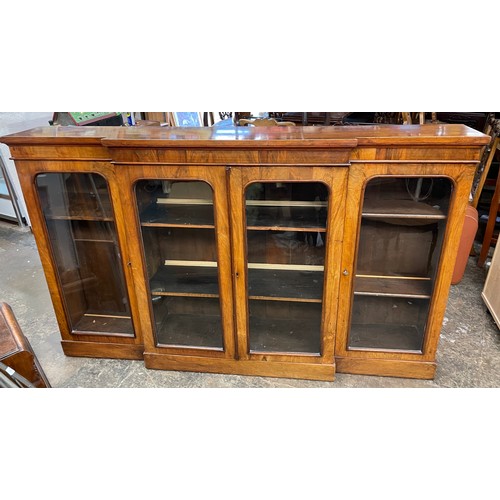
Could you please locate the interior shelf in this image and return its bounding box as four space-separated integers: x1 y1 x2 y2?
45 206 113 222
246 204 327 231
140 203 215 227
150 262 219 297
73 313 134 336
149 262 324 302
248 265 324 302
348 323 424 352
362 199 447 220
74 238 115 244
354 275 432 299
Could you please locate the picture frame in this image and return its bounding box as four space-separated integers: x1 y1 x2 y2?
170 112 203 127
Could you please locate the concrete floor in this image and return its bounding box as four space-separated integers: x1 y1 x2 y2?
1 219 499 388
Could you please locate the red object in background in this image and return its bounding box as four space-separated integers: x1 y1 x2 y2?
452 205 479 284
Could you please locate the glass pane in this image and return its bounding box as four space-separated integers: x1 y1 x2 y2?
249 301 322 353
135 180 223 350
154 297 222 348
348 176 452 352
35 173 134 336
349 296 430 351
245 182 328 354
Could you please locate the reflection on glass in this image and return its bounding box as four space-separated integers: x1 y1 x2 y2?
135 180 223 349
245 182 328 354
35 173 133 336
348 176 452 352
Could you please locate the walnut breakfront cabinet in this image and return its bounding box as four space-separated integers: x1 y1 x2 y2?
0 125 489 381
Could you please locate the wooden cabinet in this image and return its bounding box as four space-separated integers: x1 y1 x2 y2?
0 124 489 381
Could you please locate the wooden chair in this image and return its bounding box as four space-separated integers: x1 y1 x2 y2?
401 112 438 125
471 117 500 209
238 118 296 127
478 163 500 267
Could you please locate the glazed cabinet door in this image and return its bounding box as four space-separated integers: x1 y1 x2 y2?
230 166 348 377
34 171 135 339
336 164 473 378
123 165 235 362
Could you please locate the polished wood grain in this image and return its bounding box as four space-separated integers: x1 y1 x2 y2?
1 124 488 146
335 162 478 371
0 302 51 387
0 124 489 381
229 165 348 371
120 164 237 361
61 340 144 360
144 353 335 381
5 158 145 359
335 356 436 379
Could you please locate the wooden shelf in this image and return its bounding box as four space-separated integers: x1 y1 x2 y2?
44 200 114 221
140 203 215 227
150 263 219 298
45 212 113 222
248 266 324 302
348 323 424 352
246 200 328 208
74 238 115 244
246 205 327 232
141 198 327 230
150 262 325 303
73 313 134 336
354 275 432 299
362 199 446 221
249 314 321 354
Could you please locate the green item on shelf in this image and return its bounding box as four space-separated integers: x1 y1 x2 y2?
69 112 119 125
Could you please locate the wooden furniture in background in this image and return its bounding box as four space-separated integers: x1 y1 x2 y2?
482 241 500 329
238 118 296 127
0 302 50 387
452 205 479 284
270 112 353 125
400 113 439 125
471 118 500 209
0 124 489 381
143 112 172 126
478 163 500 267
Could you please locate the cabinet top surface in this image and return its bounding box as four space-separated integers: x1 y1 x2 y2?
0 124 490 148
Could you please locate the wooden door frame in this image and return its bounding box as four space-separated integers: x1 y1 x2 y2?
14 160 144 359
335 162 475 379
229 165 349 367
121 163 236 361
